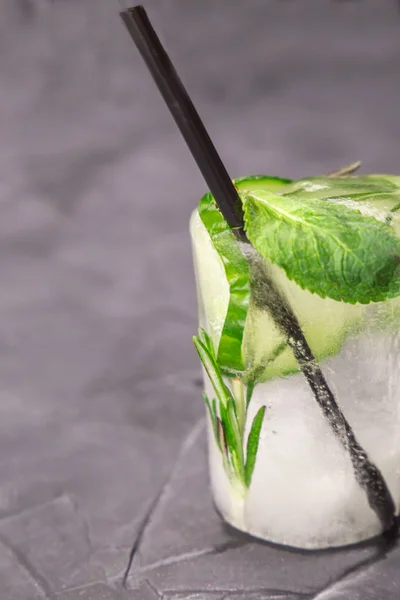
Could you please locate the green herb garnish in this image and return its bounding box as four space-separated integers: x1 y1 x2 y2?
245 406 266 488
194 329 266 491
242 188 400 304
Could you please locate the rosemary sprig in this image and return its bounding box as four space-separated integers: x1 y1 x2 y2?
194 329 265 490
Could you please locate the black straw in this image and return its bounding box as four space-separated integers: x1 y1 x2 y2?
120 5 246 239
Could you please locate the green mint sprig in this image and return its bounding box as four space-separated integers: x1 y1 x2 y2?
242 188 400 304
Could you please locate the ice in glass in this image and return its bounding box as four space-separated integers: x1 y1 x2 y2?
191 172 400 549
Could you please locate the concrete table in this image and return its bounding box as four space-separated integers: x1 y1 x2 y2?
0 1 399 598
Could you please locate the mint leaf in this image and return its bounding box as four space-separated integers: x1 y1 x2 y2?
281 175 400 236
245 406 266 488
242 189 400 304
283 174 400 239
283 174 400 201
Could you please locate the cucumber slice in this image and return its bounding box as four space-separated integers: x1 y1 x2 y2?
193 175 293 374
243 264 365 382
235 174 292 194
190 209 230 352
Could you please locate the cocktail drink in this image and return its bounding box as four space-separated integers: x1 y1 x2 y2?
191 171 400 549
120 4 400 552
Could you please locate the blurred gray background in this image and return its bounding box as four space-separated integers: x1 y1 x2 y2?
0 1 400 599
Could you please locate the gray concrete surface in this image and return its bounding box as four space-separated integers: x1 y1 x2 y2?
0 0 400 598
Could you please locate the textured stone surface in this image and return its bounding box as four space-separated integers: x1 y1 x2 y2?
312 543 400 599
0 538 47 599
162 594 303 600
125 425 391 597
0 0 399 599
0 496 104 593
134 422 229 570
58 583 129 600
163 594 225 600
